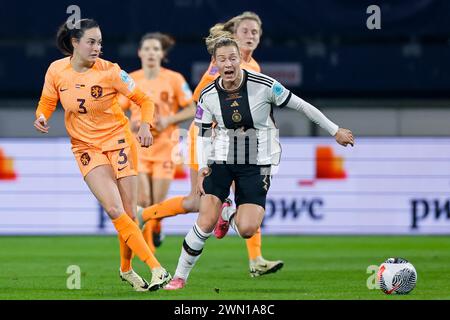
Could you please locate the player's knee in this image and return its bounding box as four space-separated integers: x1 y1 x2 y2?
240 230 255 239
237 225 258 239
183 195 200 212
105 204 125 218
137 197 150 208
197 215 217 233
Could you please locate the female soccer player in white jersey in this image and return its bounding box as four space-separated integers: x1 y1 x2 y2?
138 12 284 277
163 35 354 290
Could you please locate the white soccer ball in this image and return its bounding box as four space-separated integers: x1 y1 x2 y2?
377 257 417 295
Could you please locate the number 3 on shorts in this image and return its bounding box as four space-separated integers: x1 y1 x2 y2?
118 148 128 165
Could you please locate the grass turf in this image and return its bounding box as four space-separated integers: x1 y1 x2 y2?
0 235 449 300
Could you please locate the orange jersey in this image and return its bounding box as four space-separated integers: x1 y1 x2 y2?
187 57 260 170
192 57 261 102
36 57 155 152
119 67 193 162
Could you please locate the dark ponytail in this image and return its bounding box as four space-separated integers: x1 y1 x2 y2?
56 18 99 56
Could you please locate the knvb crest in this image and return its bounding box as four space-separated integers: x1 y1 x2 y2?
160 91 169 102
91 85 103 99
80 153 90 166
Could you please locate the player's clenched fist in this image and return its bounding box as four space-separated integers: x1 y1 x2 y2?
34 114 49 134
137 122 153 147
335 128 354 147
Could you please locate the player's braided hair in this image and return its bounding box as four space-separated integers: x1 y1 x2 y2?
56 19 99 56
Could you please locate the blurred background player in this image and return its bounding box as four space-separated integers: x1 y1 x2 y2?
164 35 354 290
137 12 284 277
34 19 171 292
119 33 196 252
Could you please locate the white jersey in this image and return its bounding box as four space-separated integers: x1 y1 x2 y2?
194 69 339 169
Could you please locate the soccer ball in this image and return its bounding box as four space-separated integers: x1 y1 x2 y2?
377 257 417 295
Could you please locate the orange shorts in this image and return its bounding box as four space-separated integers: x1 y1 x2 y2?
138 159 175 179
73 139 138 179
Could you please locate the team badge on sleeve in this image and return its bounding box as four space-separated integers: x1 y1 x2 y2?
272 82 284 97
195 105 204 119
120 70 136 91
209 66 219 75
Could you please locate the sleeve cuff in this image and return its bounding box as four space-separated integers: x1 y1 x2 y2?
278 92 292 108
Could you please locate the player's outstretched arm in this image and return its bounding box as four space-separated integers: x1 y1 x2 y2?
283 93 354 147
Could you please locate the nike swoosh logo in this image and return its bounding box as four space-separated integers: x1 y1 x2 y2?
60 88 68 92
159 272 168 280
386 284 400 294
118 165 128 171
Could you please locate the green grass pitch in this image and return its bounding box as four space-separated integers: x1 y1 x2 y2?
0 235 449 300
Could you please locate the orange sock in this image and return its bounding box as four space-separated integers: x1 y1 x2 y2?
118 234 133 272
112 213 160 269
142 221 156 254
152 219 162 234
246 227 262 260
142 196 187 222
118 217 140 272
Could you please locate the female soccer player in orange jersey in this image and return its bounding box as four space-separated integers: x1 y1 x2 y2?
33 19 171 292
119 33 196 252
137 12 284 278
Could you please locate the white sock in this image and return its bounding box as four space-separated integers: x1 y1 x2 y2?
222 206 235 221
229 212 243 238
174 223 212 280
